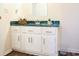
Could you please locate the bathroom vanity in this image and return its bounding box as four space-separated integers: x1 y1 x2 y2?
10 21 60 56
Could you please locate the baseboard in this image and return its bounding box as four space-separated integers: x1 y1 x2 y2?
3 49 12 56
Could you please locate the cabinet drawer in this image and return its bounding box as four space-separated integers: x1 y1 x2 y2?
21 26 41 34
11 26 20 33
42 27 57 35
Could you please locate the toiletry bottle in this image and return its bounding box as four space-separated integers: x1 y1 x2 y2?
48 18 52 25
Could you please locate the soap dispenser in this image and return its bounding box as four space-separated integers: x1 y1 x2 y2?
48 18 52 25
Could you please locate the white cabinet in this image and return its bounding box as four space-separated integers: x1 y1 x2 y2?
11 26 21 51
21 34 31 52
22 34 42 54
21 27 42 55
29 34 41 54
42 35 57 55
11 26 58 56
41 27 58 56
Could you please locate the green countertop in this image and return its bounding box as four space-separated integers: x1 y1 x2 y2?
10 21 60 27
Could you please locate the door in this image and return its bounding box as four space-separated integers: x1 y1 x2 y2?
42 35 57 56
11 26 21 50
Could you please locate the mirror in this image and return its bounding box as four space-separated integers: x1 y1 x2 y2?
32 3 47 16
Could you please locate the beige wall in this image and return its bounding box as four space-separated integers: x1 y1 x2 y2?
0 4 17 55
60 3 79 53
47 3 62 20
21 3 32 17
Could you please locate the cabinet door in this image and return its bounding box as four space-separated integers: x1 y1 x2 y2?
22 33 41 54
42 35 57 56
42 27 57 35
30 34 41 54
21 33 32 52
11 26 21 50
21 26 41 34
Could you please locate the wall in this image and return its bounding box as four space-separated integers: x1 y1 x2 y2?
18 3 32 19
60 3 79 53
17 3 62 21
0 4 17 55
47 3 62 20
